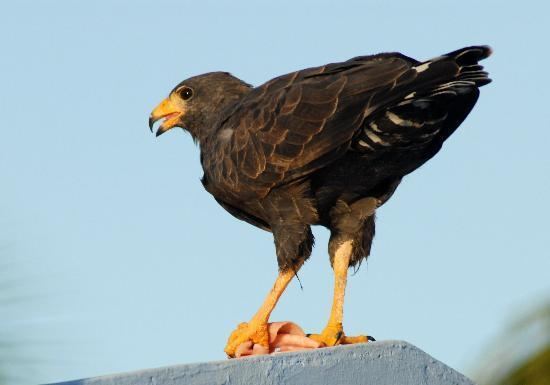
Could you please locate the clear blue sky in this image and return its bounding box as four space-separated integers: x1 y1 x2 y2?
1 0 548 383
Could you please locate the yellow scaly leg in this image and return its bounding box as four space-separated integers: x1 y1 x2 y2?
309 240 371 346
224 264 301 357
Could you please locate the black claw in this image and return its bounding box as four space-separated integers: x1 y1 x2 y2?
367 335 376 342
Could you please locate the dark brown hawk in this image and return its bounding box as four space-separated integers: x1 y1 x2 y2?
149 46 492 357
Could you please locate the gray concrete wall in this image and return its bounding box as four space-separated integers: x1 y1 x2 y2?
50 341 475 385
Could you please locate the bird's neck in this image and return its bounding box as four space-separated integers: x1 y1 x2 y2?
195 86 252 147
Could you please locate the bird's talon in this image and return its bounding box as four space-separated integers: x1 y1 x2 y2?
340 334 373 345
308 324 344 346
224 321 269 358
309 324 372 346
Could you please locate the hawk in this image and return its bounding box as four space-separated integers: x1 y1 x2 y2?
149 46 491 357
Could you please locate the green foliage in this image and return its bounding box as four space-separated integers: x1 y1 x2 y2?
474 300 550 385
500 346 550 385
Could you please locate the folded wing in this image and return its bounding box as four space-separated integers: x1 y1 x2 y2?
204 46 491 198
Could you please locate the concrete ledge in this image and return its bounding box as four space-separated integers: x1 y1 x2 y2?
51 341 474 385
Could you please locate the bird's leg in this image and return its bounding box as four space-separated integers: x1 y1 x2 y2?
224 264 301 357
308 240 371 346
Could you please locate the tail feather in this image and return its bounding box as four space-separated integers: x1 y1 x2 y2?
447 45 492 66
356 46 491 152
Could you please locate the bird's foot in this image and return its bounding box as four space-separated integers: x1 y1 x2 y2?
224 321 269 358
307 323 374 347
340 334 375 344
307 323 344 346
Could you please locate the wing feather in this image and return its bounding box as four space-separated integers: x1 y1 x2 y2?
204 47 491 198
204 55 416 197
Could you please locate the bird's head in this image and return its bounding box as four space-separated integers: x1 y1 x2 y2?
149 72 251 141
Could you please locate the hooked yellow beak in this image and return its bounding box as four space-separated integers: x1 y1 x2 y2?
149 98 184 137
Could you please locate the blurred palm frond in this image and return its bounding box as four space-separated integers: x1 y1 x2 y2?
474 299 550 385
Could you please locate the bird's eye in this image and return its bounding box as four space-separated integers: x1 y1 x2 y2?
179 87 194 101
